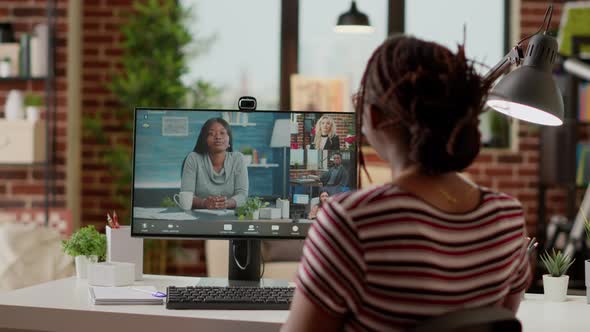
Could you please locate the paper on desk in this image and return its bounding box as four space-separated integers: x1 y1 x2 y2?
89 285 164 305
133 207 198 221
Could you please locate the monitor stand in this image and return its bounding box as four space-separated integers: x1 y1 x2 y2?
197 239 290 288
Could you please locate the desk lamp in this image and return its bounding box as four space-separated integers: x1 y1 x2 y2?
485 5 564 126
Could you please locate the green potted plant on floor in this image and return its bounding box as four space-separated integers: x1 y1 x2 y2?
541 249 575 302
237 197 269 220
62 225 106 279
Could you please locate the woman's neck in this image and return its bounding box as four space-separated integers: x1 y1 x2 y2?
208 151 226 168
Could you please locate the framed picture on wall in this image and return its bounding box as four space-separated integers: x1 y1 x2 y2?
290 74 349 112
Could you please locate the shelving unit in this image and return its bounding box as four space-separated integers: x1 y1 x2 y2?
537 35 590 290
0 0 56 226
247 163 279 168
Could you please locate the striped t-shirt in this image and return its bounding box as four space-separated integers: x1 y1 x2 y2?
296 184 530 332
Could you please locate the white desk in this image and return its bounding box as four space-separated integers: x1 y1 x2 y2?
0 275 589 332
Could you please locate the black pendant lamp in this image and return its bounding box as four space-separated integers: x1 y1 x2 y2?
334 1 374 33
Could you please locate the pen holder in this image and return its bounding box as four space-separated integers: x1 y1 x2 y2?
106 225 143 280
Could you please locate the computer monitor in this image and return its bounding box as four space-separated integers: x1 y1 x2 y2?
131 107 359 285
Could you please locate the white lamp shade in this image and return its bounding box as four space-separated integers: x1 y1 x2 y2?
270 119 291 147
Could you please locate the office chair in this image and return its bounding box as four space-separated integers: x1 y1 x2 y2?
409 307 521 332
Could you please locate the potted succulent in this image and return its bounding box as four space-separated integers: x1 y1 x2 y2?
541 249 575 302
237 197 269 220
241 147 253 165
0 56 11 77
62 225 106 279
24 93 43 122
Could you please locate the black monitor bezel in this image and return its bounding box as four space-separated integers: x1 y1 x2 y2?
131 107 360 240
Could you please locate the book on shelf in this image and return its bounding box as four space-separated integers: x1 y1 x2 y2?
576 143 590 186
579 82 590 122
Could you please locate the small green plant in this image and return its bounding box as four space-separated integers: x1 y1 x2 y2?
236 197 269 220
241 146 253 155
24 93 43 107
161 196 176 207
62 225 107 260
540 249 575 277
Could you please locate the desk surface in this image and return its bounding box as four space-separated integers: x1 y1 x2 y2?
0 275 588 332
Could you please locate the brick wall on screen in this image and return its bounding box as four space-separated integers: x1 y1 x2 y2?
0 0 67 210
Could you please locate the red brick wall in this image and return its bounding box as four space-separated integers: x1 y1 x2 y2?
80 0 206 276
0 0 67 210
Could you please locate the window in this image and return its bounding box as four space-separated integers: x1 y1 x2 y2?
405 0 513 149
297 0 388 111
181 0 280 109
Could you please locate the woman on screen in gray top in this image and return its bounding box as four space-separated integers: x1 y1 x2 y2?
181 118 249 209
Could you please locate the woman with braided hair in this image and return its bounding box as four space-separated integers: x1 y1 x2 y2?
283 35 531 331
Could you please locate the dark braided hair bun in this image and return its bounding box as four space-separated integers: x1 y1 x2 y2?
360 35 491 175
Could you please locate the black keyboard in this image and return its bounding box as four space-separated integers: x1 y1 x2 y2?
166 286 295 310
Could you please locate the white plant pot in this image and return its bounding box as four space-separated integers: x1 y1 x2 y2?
543 274 569 302
585 260 590 304
0 61 11 77
252 210 259 220
25 106 39 122
260 158 267 165
243 155 252 165
75 255 98 279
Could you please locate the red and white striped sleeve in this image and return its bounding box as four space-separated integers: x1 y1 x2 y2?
295 196 366 316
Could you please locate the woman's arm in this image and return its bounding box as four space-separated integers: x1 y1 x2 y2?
308 205 318 219
281 290 343 332
231 153 249 207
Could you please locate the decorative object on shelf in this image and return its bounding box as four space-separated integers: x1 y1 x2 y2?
237 197 269 220
0 56 11 77
30 24 48 77
0 43 19 77
61 225 107 279
260 154 267 165
241 146 253 165
541 249 575 302
4 89 24 120
18 33 31 77
0 119 46 163
0 23 15 43
334 0 374 34
252 148 259 164
24 93 42 122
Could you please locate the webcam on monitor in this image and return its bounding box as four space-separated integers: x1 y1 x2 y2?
238 96 257 111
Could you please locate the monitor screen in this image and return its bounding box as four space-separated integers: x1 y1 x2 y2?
131 108 358 239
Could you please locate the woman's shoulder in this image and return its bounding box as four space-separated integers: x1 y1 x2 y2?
479 187 523 209
226 152 245 164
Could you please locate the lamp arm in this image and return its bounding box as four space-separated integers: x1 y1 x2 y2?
484 45 524 84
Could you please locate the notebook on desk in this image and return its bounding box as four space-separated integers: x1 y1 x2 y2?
89 286 165 305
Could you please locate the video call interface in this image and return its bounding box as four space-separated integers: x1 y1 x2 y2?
132 109 358 238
